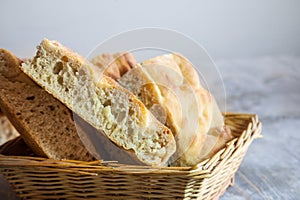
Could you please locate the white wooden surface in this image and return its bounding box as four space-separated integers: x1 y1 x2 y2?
219 56 300 200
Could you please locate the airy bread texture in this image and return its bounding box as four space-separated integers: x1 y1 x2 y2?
74 115 143 165
20 39 176 166
91 52 232 166
0 48 94 161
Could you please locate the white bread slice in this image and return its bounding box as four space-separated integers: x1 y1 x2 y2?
20 39 176 166
0 48 94 161
93 52 212 166
92 53 174 134
92 52 232 166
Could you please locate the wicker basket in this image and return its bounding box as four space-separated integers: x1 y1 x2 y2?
0 113 261 199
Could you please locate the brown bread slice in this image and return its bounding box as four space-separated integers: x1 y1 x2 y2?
20 39 176 166
0 48 94 161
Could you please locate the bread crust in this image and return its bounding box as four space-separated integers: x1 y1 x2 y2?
91 52 231 166
0 48 94 161
118 53 228 166
144 54 233 166
20 39 176 166
91 52 137 80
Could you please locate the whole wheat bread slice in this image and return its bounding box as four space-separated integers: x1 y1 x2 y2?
0 48 94 161
20 39 176 166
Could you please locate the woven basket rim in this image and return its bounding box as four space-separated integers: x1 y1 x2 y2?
0 112 262 176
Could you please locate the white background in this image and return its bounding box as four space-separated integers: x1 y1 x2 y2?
1 0 299 60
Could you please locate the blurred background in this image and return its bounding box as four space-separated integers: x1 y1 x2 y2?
0 0 299 60
1 1 299 200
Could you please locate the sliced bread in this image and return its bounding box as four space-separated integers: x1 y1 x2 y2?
117 53 230 166
20 39 176 166
0 48 94 161
91 52 136 80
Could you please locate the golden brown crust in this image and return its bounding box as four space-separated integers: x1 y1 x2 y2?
118 65 165 122
91 53 121 79
113 52 136 76
91 52 137 80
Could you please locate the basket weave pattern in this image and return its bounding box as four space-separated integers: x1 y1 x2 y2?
0 113 261 199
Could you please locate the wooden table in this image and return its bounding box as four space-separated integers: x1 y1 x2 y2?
219 56 300 200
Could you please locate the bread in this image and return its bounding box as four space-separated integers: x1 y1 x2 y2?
118 64 168 124
91 51 232 166
0 48 94 161
93 52 212 165
74 115 143 165
20 39 176 166
92 53 170 130
91 52 136 80
0 112 19 146
117 53 230 166
167 54 233 163
114 54 207 166
92 54 165 164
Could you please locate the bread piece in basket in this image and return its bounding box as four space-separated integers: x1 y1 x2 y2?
91 52 136 79
92 52 232 166
0 48 94 161
20 39 176 166
119 53 232 166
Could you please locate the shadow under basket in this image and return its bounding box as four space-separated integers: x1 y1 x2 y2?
0 113 262 200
